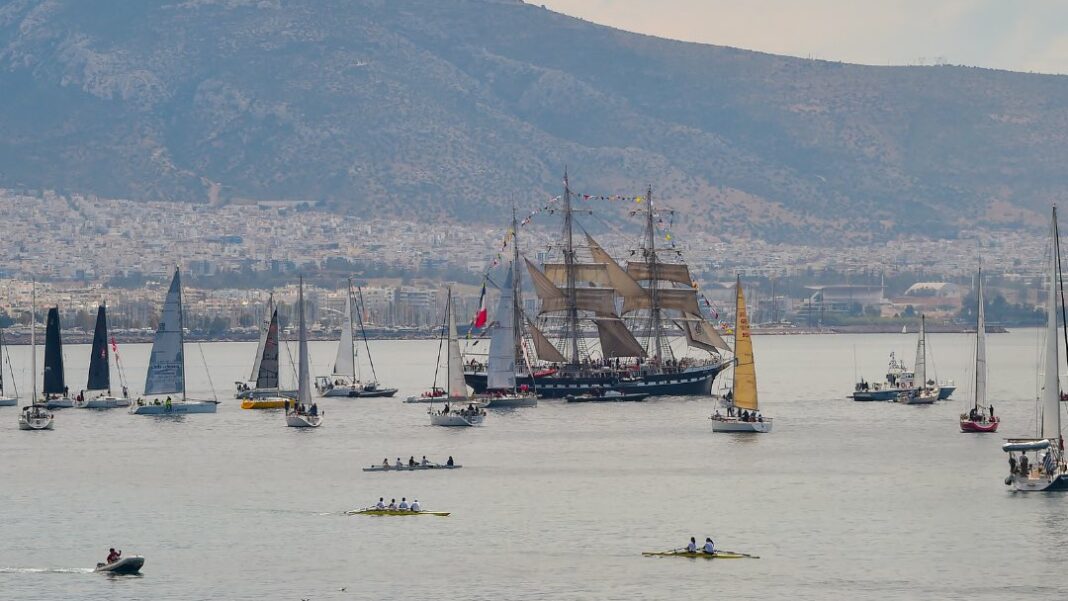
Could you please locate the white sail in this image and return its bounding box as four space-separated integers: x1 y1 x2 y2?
974 272 987 408
249 295 274 381
333 293 356 378
297 278 312 405
447 292 468 400
487 266 517 390
1043 212 1060 439
145 269 186 396
914 315 927 388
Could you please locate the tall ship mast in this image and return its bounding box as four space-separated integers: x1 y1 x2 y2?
465 173 731 398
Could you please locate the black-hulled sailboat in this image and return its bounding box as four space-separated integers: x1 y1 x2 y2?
75 304 131 408
464 174 731 398
40 307 73 409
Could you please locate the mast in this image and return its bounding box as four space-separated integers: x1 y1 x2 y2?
178 268 187 401
297 276 311 405
643 187 663 363
974 269 985 411
31 280 36 403
512 207 525 390
348 278 357 382
562 171 580 365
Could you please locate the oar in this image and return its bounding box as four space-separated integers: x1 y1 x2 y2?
715 549 760 559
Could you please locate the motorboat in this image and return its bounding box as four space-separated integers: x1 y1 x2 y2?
285 277 323 428
566 390 648 403
710 277 773 433
95 556 144 574
405 387 447 403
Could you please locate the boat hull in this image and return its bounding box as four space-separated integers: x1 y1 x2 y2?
1007 473 1068 492
566 393 648 403
850 388 906 402
481 394 537 408
131 401 217 415
286 413 323 427
356 387 398 398
362 464 462 472
75 396 131 409
18 416 54 430
960 418 999 432
642 551 757 559
42 398 74 409
95 556 144 574
235 388 297 400
321 386 358 397
347 509 450 516
241 397 288 409
0 396 17 407
430 412 484 427
938 386 956 400
465 362 725 399
710 416 772 433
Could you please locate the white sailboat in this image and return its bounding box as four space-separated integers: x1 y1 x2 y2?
316 281 397 398
130 268 217 415
901 314 939 404
960 269 998 432
0 322 17 406
1003 207 1068 491
480 263 537 408
286 277 323 428
19 281 53 430
710 277 772 433
75 304 131 408
429 289 485 427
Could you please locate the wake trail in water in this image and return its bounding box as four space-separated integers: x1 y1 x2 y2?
0 567 95 574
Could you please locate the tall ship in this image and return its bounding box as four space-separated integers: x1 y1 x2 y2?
464 174 731 398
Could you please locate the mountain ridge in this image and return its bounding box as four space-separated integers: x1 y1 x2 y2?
1 0 1066 242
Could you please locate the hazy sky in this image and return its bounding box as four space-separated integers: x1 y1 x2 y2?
539 0 1068 74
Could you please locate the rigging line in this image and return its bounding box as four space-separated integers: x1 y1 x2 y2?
1055 208 1068 432
431 292 450 390
354 285 378 383
1 329 17 399
196 342 219 403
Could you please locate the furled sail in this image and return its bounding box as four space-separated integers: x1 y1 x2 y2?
681 315 730 352
297 279 312 405
1043 210 1060 439
594 314 646 358
256 309 280 390
333 294 356 378
145 269 185 396
42 307 65 395
447 293 468 400
914 315 927 387
622 288 701 315
86 305 110 391
249 295 274 381
627 261 693 286
732 280 758 411
487 265 518 390
526 318 567 363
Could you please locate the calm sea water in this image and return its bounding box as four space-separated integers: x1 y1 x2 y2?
0 332 1066 600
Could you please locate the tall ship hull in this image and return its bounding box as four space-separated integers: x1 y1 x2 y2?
465 362 725 398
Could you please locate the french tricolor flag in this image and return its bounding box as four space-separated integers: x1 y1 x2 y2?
472 283 488 329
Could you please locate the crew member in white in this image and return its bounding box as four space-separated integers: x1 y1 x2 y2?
398 497 409 510
375 497 386 509
387 498 397 510
702 538 715 555
686 537 697 553
410 499 421 512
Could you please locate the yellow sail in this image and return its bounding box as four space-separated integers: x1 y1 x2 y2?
732 278 758 411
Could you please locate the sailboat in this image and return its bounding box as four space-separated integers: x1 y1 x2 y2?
480 258 537 408
75 304 131 408
316 281 397 398
1003 207 1068 491
900 314 939 404
960 269 998 432
19 281 54 430
285 277 323 427
464 175 731 398
429 289 485 426
241 307 290 409
236 295 296 400
710 277 772 433
40 307 73 409
0 323 17 406
130 268 217 415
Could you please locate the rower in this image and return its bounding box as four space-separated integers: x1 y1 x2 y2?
410 499 421 512
408 456 416 467
421 455 429 466
703 538 715 554
395 457 403 468
686 537 697 553
446 456 454 466
375 497 386 509
382 458 389 468
398 497 409 510
388 498 397 510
